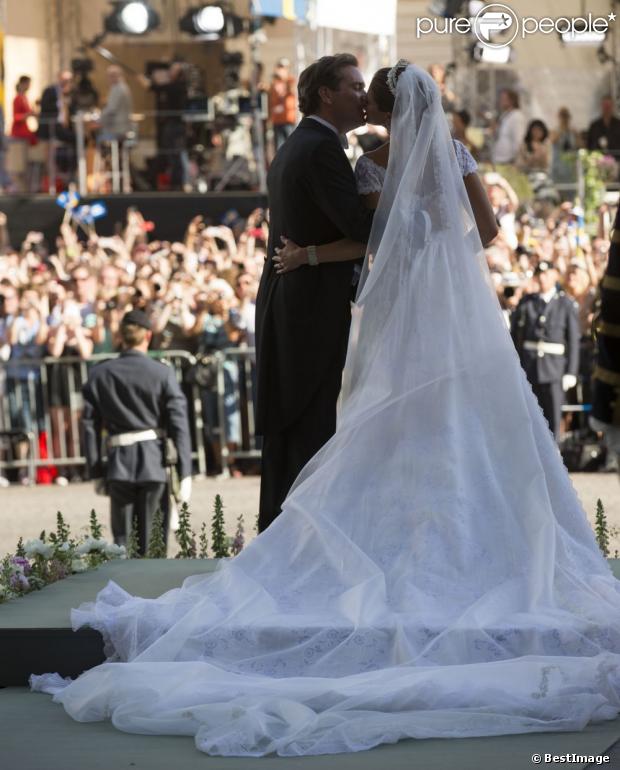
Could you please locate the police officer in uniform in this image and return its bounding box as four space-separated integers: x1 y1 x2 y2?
590 207 620 472
81 310 192 555
511 261 580 439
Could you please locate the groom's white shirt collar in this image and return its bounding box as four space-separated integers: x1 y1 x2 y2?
308 115 349 149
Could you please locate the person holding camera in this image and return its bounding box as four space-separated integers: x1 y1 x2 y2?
150 280 195 351
81 309 192 555
139 61 189 190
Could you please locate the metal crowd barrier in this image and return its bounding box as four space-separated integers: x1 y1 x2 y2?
0 345 610 480
0 350 208 480
209 346 261 477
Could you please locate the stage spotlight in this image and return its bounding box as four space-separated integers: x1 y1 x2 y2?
195 6 225 34
104 2 160 36
179 4 243 39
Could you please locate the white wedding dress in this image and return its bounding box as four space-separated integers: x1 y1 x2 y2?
32 66 620 757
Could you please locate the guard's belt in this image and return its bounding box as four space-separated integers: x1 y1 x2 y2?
108 429 164 448
523 341 565 355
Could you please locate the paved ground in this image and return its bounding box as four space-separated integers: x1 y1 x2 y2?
0 472 618 558
0 476 261 557
4 685 619 770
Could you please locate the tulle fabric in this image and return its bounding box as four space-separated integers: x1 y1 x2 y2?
31 66 620 757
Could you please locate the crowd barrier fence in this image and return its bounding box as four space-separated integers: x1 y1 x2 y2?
0 346 605 483
0 350 208 482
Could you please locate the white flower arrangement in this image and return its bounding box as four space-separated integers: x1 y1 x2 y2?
76 537 109 556
70 557 89 573
104 543 127 559
1 499 244 604
23 539 54 560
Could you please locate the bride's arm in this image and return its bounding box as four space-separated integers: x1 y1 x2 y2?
463 173 499 247
360 191 380 209
273 237 365 274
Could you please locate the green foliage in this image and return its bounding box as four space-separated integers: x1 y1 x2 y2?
1 509 127 603
146 508 167 559
198 521 209 559
595 498 610 558
579 150 616 229
489 163 532 206
127 514 141 559
211 495 229 558
175 502 197 559
56 511 70 543
89 509 103 540
49 512 71 551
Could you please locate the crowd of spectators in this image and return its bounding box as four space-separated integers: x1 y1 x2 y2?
0 207 265 484
0 182 613 483
0 60 618 483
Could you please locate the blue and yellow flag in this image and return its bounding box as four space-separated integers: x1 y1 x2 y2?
251 0 308 21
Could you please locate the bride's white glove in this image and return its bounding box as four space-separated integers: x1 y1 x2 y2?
562 374 577 392
179 476 192 504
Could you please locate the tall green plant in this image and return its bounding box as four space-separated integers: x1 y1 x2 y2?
595 498 610 558
89 509 103 540
211 495 230 558
146 508 167 558
198 521 209 559
175 502 197 558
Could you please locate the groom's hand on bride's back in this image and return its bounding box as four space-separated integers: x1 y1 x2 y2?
272 236 306 274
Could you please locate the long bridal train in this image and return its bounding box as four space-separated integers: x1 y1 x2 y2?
32 65 620 757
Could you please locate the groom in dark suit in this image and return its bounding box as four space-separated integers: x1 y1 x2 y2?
255 54 373 531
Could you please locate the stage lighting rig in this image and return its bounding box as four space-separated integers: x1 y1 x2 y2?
104 1 160 36
179 4 244 40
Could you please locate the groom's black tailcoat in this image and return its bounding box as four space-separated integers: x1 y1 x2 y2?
255 117 373 531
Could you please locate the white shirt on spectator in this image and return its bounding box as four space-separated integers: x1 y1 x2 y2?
493 108 527 164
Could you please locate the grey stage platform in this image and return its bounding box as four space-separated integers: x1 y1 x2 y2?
2 687 619 770
3 559 620 686
2 560 620 769
0 559 218 685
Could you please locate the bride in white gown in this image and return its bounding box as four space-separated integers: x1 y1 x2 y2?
32 63 620 758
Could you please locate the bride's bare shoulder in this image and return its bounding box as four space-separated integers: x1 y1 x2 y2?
362 141 390 168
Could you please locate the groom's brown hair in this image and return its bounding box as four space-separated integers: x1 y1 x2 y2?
298 53 358 116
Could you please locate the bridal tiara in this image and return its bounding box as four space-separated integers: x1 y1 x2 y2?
387 59 410 96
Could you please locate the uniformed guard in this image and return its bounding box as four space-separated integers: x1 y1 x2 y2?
511 261 580 439
81 309 192 555
590 208 620 472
